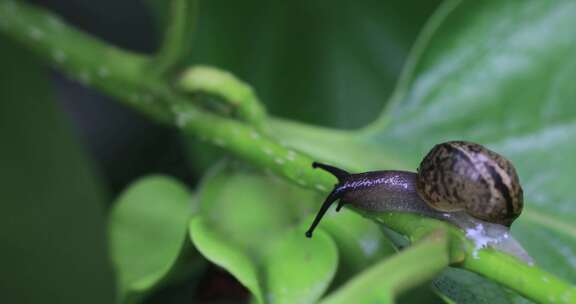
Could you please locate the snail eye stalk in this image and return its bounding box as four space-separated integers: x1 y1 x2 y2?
305 190 341 238
306 162 350 238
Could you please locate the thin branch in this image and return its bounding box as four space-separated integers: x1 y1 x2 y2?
178 65 268 131
154 0 197 75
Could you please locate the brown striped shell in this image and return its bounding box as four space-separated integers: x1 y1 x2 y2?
416 141 523 226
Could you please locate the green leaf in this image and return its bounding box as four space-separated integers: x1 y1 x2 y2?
189 163 338 303
109 175 193 301
190 216 264 301
432 268 518 304
0 40 115 303
264 228 338 304
368 0 576 284
273 0 576 286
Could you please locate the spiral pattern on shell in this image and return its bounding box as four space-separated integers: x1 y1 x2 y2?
416 141 523 226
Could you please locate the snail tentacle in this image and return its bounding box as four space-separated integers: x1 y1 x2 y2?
306 162 352 238
312 162 350 181
305 188 341 238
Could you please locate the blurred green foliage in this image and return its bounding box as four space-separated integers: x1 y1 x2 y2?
2 0 576 304
185 0 439 128
109 176 193 302
129 0 441 129
0 41 115 303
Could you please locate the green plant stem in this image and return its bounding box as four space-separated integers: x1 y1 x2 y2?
320 230 450 304
1 2 574 303
178 65 268 131
170 102 336 191
154 0 197 75
464 247 576 303
372 212 576 303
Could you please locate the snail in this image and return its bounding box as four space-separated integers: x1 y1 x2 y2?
305 141 524 238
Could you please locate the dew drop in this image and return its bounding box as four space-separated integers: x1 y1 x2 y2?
46 15 63 29
97 66 109 78
52 50 66 63
263 147 273 156
250 131 260 140
286 150 297 161
213 138 226 147
28 27 44 40
175 112 196 128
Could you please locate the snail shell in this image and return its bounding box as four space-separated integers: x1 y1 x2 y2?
416 141 523 226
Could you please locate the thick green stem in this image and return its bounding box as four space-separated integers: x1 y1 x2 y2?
372 212 576 303
169 102 336 192
464 247 576 303
1 2 574 303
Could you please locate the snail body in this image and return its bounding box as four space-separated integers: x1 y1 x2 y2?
305 141 524 238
